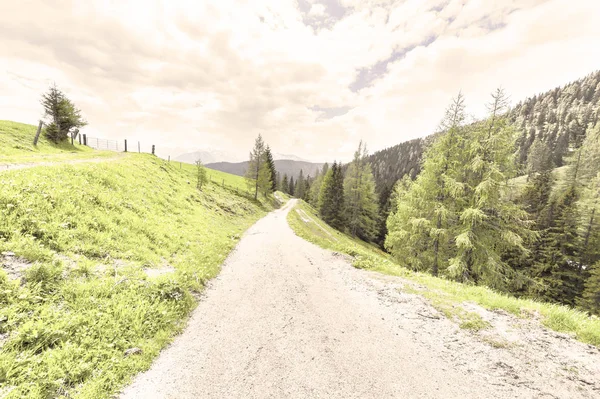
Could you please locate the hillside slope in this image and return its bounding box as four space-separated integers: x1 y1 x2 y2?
368 70 600 210
0 120 114 165
0 150 273 398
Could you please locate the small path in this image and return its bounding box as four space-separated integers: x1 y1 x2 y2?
121 199 600 399
0 154 124 172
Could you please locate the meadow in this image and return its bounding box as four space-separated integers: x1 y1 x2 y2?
0 144 272 397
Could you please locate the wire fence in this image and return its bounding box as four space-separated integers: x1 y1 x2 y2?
82 135 156 155
85 137 121 152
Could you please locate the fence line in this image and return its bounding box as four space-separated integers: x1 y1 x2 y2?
82 135 156 155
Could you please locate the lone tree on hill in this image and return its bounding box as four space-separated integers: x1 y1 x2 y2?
195 158 208 191
245 134 272 200
41 83 87 143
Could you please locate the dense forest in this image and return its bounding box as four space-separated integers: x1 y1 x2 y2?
369 71 600 245
281 71 600 315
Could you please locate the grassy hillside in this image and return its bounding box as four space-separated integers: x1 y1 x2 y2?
0 152 273 398
0 120 114 164
287 201 600 347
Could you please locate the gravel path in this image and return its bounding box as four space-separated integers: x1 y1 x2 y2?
121 199 600 399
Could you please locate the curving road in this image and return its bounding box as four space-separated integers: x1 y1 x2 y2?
121 199 600 399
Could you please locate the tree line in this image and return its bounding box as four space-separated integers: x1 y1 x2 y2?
368 70 600 247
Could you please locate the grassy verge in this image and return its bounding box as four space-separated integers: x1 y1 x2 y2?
287 200 600 347
0 120 115 164
0 153 272 398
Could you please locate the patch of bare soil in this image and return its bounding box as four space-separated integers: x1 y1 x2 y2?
1 251 31 280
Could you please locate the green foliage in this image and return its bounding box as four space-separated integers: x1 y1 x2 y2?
195 158 208 190
281 174 289 194
318 162 345 230
295 169 305 199
264 146 277 192
343 142 379 241
309 163 327 206
244 134 272 200
581 262 600 314
41 84 87 143
0 154 269 398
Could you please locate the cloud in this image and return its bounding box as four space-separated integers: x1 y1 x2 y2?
0 0 599 162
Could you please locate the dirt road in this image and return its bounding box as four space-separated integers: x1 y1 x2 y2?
121 199 600 398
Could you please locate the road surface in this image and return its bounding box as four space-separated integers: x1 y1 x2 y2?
121 199 600 399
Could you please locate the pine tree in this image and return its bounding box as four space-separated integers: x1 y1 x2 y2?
526 138 554 177
343 141 379 241
281 174 289 194
244 134 272 200
532 186 583 305
264 146 277 192
41 83 87 143
581 261 600 314
295 170 305 199
289 176 295 197
319 162 345 230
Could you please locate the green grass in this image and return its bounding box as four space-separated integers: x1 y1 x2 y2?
0 152 272 398
0 120 114 164
287 200 600 347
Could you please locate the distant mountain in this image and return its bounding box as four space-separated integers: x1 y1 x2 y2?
175 150 311 164
206 159 324 180
174 150 244 164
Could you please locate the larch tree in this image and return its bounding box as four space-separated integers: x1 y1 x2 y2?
447 89 533 288
244 134 272 200
386 93 467 275
343 141 379 242
309 163 328 206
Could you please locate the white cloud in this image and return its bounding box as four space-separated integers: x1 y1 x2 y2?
0 0 599 162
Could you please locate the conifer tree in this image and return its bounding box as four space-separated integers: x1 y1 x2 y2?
448 89 533 288
386 93 467 275
343 141 379 241
581 261 600 314
295 170 305 199
41 83 87 143
264 146 277 192
319 162 345 230
244 134 272 200
289 176 295 197
310 163 328 206
281 174 289 194
532 186 583 305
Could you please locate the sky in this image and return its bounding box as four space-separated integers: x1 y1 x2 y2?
1 0 599 162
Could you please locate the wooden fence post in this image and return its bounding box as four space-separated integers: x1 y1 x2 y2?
124 139 128 152
138 141 140 153
152 145 155 155
33 120 43 146
168 156 170 162
78 134 82 145
83 134 87 146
